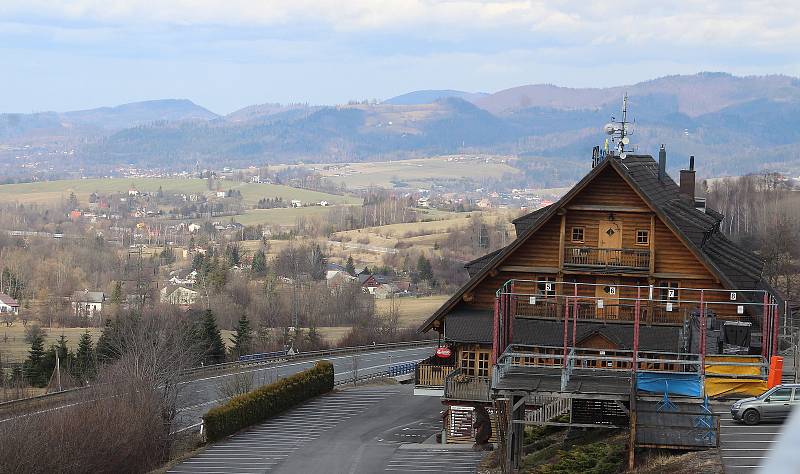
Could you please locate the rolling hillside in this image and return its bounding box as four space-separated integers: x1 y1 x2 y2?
4 73 800 183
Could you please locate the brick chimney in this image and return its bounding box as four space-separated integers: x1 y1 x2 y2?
679 155 696 201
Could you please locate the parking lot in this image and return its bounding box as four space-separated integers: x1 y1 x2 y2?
717 404 782 473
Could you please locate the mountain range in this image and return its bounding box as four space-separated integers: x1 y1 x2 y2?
3 72 800 184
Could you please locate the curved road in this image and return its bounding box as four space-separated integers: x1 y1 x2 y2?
174 345 435 431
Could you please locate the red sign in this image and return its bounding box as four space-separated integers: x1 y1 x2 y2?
436 346 452 358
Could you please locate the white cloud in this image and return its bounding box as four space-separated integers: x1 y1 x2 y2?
1 0 798 50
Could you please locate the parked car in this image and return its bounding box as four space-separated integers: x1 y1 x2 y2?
731 384 800 425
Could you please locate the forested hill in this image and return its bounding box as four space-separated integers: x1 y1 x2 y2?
4 73 800 180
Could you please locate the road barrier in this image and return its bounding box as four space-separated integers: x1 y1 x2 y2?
0 340 434 419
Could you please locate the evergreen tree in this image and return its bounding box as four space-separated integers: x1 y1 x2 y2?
110 281 123 306
251 250 267 276
309 244 326 280
95 319 118 363
230 314 253 358
23 326 47 386
416 255 434 283
160 245 176 264
224 243 241 267
306 325 323 349
196 310 226 364
73 331 96 382
192 252 206 272
1 268 24 300
345 256 356 276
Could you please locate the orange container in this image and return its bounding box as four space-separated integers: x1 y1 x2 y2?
768 356 784 388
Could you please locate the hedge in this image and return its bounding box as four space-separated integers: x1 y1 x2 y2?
203 360 334 442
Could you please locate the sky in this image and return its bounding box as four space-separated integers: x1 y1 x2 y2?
1 1 799 115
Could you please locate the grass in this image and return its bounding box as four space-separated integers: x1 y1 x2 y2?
375 295 449 327
0 177 360 208
0 324 104 363
303 155 518 190
234 206 356 226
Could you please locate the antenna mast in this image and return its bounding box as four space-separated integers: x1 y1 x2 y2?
602 92 634 158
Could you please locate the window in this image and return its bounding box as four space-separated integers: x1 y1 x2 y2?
571 226 584 243
769 388 793 402
537 276 557 297
477 352 490 377
658 281 679 303
636 229 650 246
460 350 491 377
460 351 477 376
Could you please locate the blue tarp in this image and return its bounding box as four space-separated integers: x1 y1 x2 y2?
636 371 703 397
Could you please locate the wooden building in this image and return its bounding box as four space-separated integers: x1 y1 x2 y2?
415 146 780 447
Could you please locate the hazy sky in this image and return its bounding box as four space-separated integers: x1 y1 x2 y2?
2 1 799 114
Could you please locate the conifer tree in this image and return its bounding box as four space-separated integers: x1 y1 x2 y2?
74 331 96 382
230 314 253 358
251 250 267 276
197 310 226 364
23 326 47 386
345 256 356 276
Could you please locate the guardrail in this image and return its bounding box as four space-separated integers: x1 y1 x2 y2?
334 361 418 386
0 340 435 418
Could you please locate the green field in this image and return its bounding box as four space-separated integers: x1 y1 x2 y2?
0 177 360 207
305 155 518 189
235 206 358 226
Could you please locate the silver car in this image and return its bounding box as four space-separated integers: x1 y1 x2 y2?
731 384 800 425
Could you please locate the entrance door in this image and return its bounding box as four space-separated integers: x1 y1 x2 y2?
595 278 620 320
598 221 622 265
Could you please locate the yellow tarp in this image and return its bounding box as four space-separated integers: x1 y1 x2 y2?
705 378 768 398
704 356 767 397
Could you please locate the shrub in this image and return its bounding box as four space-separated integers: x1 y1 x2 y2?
534 441 625 474
203 361 334 442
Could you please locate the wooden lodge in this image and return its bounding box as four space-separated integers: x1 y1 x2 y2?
415 142 782 460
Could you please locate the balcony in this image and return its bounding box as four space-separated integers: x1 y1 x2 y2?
515 300 687 325
444 368 492 402
414 359 455 396
564 246 650 272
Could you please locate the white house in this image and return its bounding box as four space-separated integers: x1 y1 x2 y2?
188 223 201 233
290 200 302 208
169 269 198 287
160 285 199 306
71 290 105 318
0 293 20 314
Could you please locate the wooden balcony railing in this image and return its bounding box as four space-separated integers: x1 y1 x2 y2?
444 368 492 401
515 300 687 325
415 363 456 388
564 246 650 271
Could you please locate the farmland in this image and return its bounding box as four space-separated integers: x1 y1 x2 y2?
303 155 518 189
0 177 359 208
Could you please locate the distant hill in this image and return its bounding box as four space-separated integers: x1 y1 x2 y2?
473 73 800 116
4 73 800 184
0 99 217 140
383 90 488 105
62 99 219 129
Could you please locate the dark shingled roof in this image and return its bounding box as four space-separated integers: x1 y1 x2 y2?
443 308 681 351
464 248 504 277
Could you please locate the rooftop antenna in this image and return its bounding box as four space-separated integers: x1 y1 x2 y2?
603 92 634 159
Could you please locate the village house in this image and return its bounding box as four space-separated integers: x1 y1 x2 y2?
160 285 199 306
415 138 782 460
0 292 20 314
358 273 381 294
71 290 106 318
169 269 198 287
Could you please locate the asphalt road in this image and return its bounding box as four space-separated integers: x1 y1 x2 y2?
716 403 783 473
173 346 435 431
169 384 487 474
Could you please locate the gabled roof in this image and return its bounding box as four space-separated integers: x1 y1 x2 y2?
0 292 19 307
421 153 769 332
71 290 105 303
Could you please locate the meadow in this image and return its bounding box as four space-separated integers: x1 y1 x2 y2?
0 177 360 208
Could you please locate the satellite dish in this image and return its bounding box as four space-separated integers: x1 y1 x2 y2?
603 123 615 135
620 153 628 159
621 137 630 145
